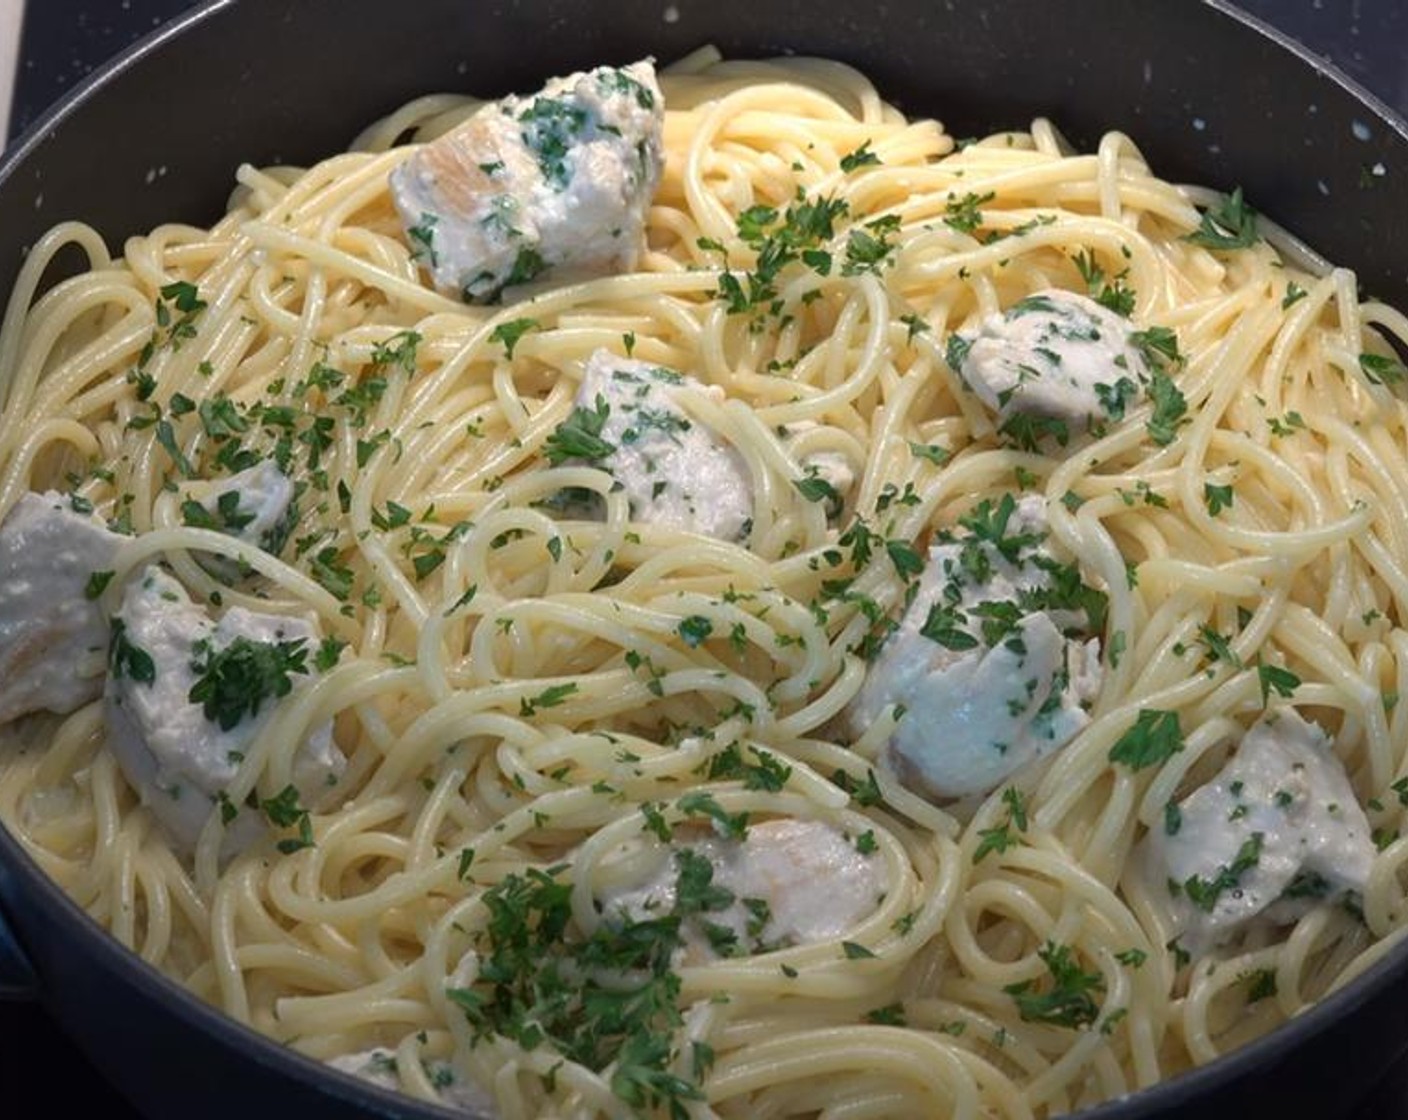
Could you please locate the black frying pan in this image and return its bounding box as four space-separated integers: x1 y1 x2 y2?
2 3 1408 1118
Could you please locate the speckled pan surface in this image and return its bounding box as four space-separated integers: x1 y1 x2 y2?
1 2 1408 1118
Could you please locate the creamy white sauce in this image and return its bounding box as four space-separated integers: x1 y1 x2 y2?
1148 706 1374 953
955 289 1152 441
390 60 664 303
104 565 343 851
849 494 1102 800
782 420 856 507
0 492 122 722
196 459 296 552
571 348 753 540
327 1048 492 1114
598 817 886 961
188 460 296 578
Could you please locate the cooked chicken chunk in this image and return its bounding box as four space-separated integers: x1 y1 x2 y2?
105 565 343 851
548 348 753 541
598 817 887 960
950 289 1155 445
391 60 664 303
0 492 122 723
1147 707 1374 953
848 494 1103 801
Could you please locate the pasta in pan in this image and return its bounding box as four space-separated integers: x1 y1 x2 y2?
2 44 1408 1119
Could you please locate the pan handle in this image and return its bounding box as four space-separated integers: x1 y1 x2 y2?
0 896 38 1000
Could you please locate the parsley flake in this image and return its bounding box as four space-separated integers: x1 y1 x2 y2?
1108 709 1183 770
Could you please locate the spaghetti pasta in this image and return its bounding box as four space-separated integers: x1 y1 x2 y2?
2 44 1408 1120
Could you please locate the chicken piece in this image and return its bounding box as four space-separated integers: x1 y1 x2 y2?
950 289 1155 445
184 460 297 578
598 816 887 960
390 60 664 303
191 460 297 554
1146 707 1374 954
104 565 344 851
0 491 123 723
848 493 1103 801
547 348 753 541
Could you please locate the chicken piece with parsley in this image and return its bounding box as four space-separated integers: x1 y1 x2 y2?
1145 706 1374 955
105 565 344 852
949 289 1165 449
181 459 298 578
544 348 753 541
390 60 664 303
597 816 888 962
0 491 124 723
848 493 1105 801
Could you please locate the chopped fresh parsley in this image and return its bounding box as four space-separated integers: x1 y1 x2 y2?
407 213 438 267
1183 833 1264 911
544 395 614 465
1256 659 1300 704
1108 709 1183 770
187 635 310 730
517 96 589 188
596 68 656 109
1072 249 1135 316
109 619 156 684
519 682 578 716
371 330 421 375
1130 326 1181 369
313 635 347 672
677 615 714 648
973 787 1030 864
1096 377 1140 421
1003 942 1105 1028
700 743 792 791
154 280 207 351
1204 482 1234 515
885 539 924 579
84 570 115 600
505 247 547 288
444 860 713 1118
1145 370 1188 446
832 767 883 807
1000 412 1070 452
260 783 315 853
716 192 848 320
1198 625 1242 668
489 317 540 359
841 215 902 276
1359 351 1408 388
1184 186 1260 250
1245 967 1278 1003
908 440 950 465
677 790 749 840
839 141 881 172
794 475 842 505
943 191 995 235
945 332 971 374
